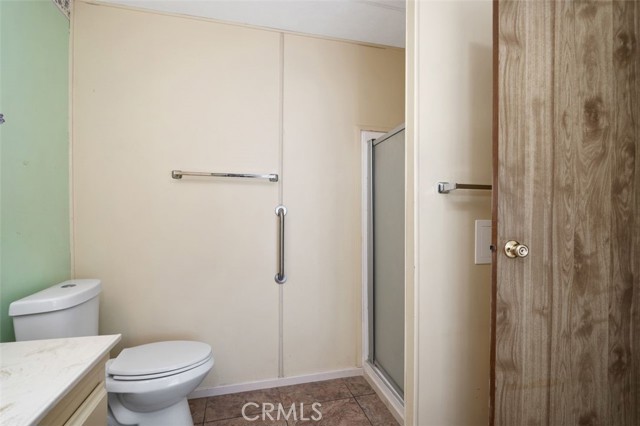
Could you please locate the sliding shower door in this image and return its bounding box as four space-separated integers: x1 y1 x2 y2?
369 126 405 397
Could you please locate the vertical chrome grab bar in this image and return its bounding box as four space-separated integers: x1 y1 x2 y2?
275 205 287 284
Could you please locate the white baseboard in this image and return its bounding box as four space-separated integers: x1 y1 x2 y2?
363 362 404 425
188 368 363 399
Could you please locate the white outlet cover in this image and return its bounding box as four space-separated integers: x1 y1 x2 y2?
475 220 492 265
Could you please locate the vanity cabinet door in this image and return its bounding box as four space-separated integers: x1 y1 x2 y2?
40 356 107 426
64 383 107 426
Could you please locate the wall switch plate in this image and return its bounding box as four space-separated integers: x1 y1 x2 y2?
475 220 492 265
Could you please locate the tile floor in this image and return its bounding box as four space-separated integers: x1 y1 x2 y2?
189 377 399 426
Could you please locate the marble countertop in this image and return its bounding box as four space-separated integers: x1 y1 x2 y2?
0 334 121 425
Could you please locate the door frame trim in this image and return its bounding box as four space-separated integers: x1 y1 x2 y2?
361 129 385 368
489 1 499 424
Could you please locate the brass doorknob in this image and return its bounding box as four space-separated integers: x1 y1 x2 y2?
504 240 529 258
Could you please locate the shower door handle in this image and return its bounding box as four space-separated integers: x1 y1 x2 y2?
275 205 287 284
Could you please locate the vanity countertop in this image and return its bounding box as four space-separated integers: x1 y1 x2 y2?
0 334 121 425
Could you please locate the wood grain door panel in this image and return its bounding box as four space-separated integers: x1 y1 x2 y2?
493 1 639 425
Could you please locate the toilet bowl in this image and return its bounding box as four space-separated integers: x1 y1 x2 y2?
9 280 214 426
106 341 214 426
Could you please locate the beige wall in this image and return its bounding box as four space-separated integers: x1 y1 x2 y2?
282 34 404 376
407 0 493 424
71 0 404 389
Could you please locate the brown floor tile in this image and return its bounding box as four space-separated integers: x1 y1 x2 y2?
355 394 399 426
277 379 352 405
289 398 371 426
190 397 207 425
205 388 283 422
204 417 287 426
343 376 375 397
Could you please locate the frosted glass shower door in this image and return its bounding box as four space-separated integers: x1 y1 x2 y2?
370 127 405 396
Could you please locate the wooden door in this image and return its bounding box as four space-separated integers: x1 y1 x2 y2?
493 1 639 425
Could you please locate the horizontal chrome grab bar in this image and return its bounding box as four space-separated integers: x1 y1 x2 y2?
437 182 492 194
172 170 279 182
275 205 287 284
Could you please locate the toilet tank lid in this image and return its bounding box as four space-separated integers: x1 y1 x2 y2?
9 279 102 317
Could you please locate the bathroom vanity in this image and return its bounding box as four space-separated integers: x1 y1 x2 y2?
0 334 120 425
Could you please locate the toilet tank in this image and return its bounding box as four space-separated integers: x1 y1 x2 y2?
9 279 101 341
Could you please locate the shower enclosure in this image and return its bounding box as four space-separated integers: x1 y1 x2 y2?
366 125 405 402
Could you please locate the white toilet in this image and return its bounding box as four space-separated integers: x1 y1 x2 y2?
9 279 214 426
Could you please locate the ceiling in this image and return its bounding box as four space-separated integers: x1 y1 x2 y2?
97 0 406 47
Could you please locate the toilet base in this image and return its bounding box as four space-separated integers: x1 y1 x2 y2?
107 394 193 426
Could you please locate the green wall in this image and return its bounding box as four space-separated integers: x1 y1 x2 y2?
0 0 70 342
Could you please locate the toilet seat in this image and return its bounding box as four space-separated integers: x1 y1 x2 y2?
105 352 214 395
108 341 212 381
110 356 212 381
106 353 214 424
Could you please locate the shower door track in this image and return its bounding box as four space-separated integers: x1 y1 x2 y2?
367 359 404 402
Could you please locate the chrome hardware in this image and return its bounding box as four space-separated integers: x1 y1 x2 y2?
504 240 529 258
171 170 278 182
275 205 287 284
437 182 492 194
